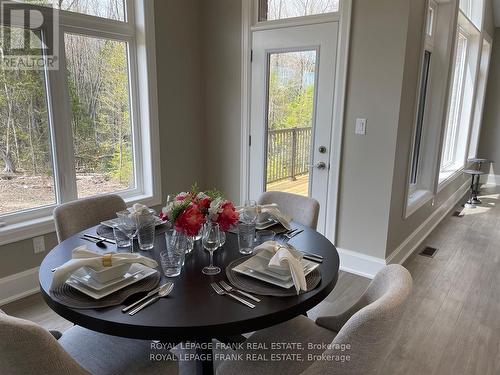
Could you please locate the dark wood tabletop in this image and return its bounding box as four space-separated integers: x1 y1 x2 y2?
39 223 340 342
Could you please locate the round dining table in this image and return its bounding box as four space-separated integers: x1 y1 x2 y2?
39 223 340 375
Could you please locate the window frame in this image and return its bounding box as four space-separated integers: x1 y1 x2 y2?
468 35 492 159
253 0 342 30
0 0 161 245
438 9 482 188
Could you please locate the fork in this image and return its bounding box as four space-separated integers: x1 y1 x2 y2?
219 280 261 302
210 283 256 309
283 229 304 242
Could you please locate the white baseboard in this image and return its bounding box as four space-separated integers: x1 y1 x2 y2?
0 267 40 307
337 248 386 279
386 180 469 265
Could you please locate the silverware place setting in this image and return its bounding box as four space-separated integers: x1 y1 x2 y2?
80 236 107 249
124 282 174 316
211 282 256 309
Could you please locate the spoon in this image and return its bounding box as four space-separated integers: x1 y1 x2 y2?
128 283 174 316
80 236 107 249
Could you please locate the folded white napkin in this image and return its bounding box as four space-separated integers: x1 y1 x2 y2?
50 246 158 290
254 241 307 295
129 203 152 218
257 204 292 230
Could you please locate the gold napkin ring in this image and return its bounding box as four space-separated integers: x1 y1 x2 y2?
102 254 113 267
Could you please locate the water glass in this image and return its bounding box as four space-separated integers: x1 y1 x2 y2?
136 212 156 251
242 200 258 224
255 230 276 245
113 226 131 248
238 222 255 255
116 210 138 252
161 230 188 277
202 222 221 275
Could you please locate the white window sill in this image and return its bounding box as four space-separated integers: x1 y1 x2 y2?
438 166 464 192
0 193 162 247
405 189 434 218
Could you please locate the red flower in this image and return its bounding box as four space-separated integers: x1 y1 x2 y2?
216 201 240 232
197 197 211 214
175 203 206 236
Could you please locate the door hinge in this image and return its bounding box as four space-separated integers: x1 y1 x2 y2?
249 135 252 147
250 49 253 62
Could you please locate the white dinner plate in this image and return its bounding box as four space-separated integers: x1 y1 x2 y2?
255 218 279 230
66 264 158 300
101 217 164 228
232 253 319 289
70 264 148 291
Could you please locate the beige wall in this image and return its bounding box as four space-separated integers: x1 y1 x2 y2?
201 0 243 202
479 28 500 170
0 0 205 279
335 0 412 258
156 0 205 194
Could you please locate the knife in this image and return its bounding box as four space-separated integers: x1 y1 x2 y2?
84 234 116 245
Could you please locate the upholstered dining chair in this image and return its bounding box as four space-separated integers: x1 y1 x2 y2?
216 264 412 375
54 194 127 242
257 191 320 230
0 310 178 375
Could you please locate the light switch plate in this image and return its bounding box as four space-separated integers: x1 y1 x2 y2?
355 118 367 135
33 236 46 254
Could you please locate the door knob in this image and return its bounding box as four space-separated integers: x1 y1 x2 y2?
309 162 327 170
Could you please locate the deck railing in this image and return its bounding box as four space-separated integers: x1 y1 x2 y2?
267 127 312 184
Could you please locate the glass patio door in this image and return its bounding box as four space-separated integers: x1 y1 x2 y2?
249 22 339 233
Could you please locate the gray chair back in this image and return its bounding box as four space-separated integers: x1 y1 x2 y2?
54 194 127 242
305 265 412 375
0 310 89 375
257 191 320 229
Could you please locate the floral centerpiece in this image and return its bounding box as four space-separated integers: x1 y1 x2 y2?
160 186 239 237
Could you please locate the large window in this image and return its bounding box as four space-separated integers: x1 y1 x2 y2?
0 1 159 229
258 0 339 22
468 38 492 158
409 2 436 187
439 9 481 181
441 29 468 171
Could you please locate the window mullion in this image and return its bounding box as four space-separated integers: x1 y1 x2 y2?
47 26 77 203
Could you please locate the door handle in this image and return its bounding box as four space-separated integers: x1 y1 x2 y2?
309 162 327 170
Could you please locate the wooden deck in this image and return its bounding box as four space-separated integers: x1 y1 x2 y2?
266 174 309 196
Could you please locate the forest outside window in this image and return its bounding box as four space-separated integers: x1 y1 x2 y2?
0 0 159 229
258 0 340 22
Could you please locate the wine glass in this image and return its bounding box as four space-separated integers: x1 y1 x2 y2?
202 222 221 275
116 210 138 252
242 199 258 224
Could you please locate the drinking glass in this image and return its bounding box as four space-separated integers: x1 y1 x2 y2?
202 222 221 275
116 210 138 252
242 200 258 224
238 222 255 255
161 230 188 277
136 211 156 251
255 230 276 245
112 225 131 248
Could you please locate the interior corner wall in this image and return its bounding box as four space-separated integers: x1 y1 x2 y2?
155 0 205 195
386 0 474 259
201 0 243 202
335 0 410 259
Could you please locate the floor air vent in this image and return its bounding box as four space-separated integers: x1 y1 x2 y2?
420 246 438 258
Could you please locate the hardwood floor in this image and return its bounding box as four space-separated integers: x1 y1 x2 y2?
2 187 500 374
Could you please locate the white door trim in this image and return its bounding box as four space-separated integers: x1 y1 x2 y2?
240 0 352 244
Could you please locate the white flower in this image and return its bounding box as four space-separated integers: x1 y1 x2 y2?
196 192 209 200
208 197 223 221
